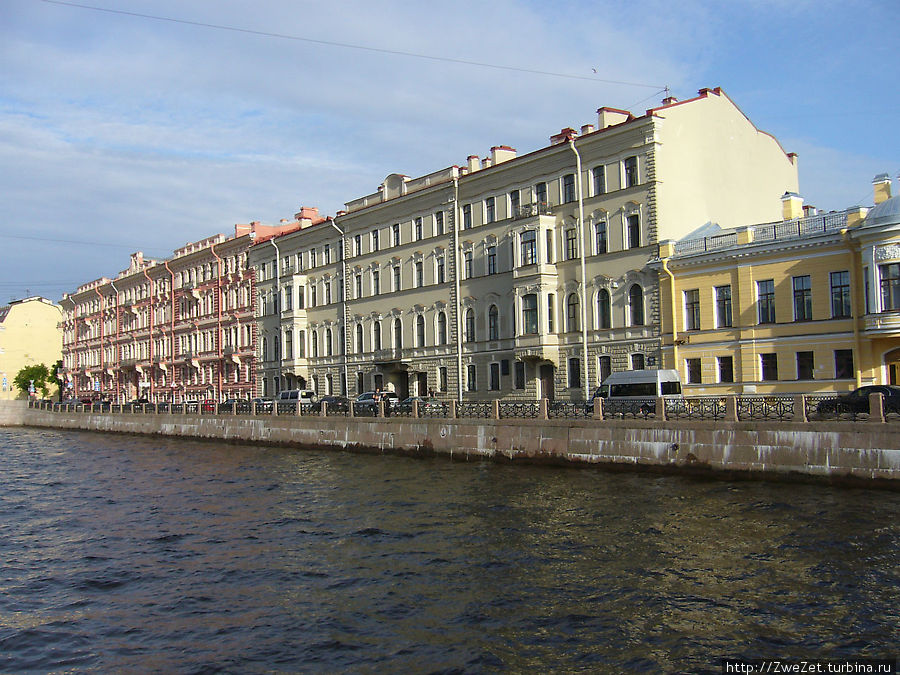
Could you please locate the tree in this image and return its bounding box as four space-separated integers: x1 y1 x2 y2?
13 363 51 398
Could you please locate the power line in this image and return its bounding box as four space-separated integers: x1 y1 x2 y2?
39 0 666 90
1 232 171 254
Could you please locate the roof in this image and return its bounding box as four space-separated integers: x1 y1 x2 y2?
864 195 900 227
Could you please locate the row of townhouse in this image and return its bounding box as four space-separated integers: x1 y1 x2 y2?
251 87 801 401
59 218 311 403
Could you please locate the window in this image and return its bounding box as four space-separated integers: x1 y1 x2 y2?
310 285 317 308
487 246 497 275
562 173 576 203
439 366 448 392
568 358 581 389
284 286 293 311
716 285 733 328
435 211 444 236
567 293 580 332
371 229 379 252
324 244 331 265
437 311 447 345
624 156 638 187
881 263 900 310
311 331 318 358
565 228 578 260
597 289 611 329
467 364 477 391
547 293 555 332
718 356 734 383
489 305 499 340
490 362 500 391
835 349 854 379
686 358 701 384
355 274 362 299
416 315 425 347
793 275 812 321
356 323 364 353
325 282 332 305
514 361 526 390
631 353 645 370
464 251 473 279
599 355 611 383
326 328 333 356
415 217 423 241
757 279 776 323
592 165 605 195
797 351 814 379
415 261 423 288
392 223 400 247
760 353 778 381
684 289 700 331
485 197 495 223
310 248 317 268
535 182 548 207
392 265 401 292
595 221 607 254
627 214 640 249
357 371 364 395
629 284 644 326
437 257 445 284
354 234 361 257
462 204 472 229
373 321 381 351
465 309 475 342
509 190 520 217
393 318 403 349
372 270 380 295
830 271 851 318
520 230 536 265
522 294 538 334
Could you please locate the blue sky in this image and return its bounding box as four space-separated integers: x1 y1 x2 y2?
1 0 897 302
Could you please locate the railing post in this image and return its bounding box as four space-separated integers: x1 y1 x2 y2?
348 400 355 418
725 396 738 422
450 400 458 419
656 396 666 421
492 400 500 420
869 392 885 423
213 402 219 416
592 397 603 420
321 401 328 417
793 394 808 423
272 400 278 417
251 400 257 415
377 401 385 418
541 398 549 420
412 400 419 419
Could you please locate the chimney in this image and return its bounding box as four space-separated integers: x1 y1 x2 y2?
873 173 892 204
467 155 480 173
580 124 595 135
550 127 577 145
597 107 631 129
294 206 321 227
781 192 804 221
490 145 516 165
662 95 678 106
802 204 817 217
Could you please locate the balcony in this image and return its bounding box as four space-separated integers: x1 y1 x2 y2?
864 311 900 336
513 202 553 220
513 334 559 365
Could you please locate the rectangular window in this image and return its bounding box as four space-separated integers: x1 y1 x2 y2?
716 285 733 328
414 217 423 241
760 353 778 381
487 246 497 275
595 222 607 254
624 156 638 187
592 165 605 195
880 263 900 310
521 230 536 266
835 349 854 379
464 252 472 279
627 215 640 249
568 358 581 389
310 286 317 308
354 274 362 298
439 366 448 392
437 257 445 284
830 271 851 318
757 279 776 324
535 181 547 207
565 228 578 260
514 361 526 390
631 353 645 370
415 261 423 288
393 265 401 292
324 244 331 265
435 211 444 236
684 289 700 331
354 234 361 257
467 364 477 392
463 204 472 230
489 363 500 391
372 270 380 295
793 275 812 321
562 173 576 203
797 351 814 379
509 190 520 217
485 197 495 223
686 358 701 384
392 223 400 247
718 356 734 383
523 294 538 334
310 248 317 268
371 229 379 252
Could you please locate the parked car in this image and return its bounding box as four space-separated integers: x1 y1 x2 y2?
275 389 317 403
320 395 350 412
251 397 273 413
199 398 217 413
218 398 242 412
815 385 900 416
395 396 442 414
355 390 399 414
588 369 683 415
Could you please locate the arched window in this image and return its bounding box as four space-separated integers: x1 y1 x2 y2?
261 337 268 361
416 315 425 347
356 323 364 353
373 321 381 351
488 305 499 340
437 311 447 345
465 309 475 342
597 289 611 329
629 284 644 326
393 318 403 349
567 293 580 332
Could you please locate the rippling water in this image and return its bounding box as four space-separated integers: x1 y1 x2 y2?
0 428 897 674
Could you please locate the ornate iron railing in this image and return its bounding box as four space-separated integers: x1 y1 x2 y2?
547 401 590 419
456 402 492 419
737 396 795 421
665 397 727 421
499 401 540 419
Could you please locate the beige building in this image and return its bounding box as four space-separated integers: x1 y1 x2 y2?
252 87 799 401
657 174 900 394
0 296 63 399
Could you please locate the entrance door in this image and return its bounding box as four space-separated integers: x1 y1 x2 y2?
539 364 555 401
417 372 428 396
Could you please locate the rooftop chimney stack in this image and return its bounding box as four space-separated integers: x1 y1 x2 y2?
550 127 577 145
580 124 595 135
873 173 893 205
781 192 804 221
467 155 480 173
490 146 517 165
597 107 631 129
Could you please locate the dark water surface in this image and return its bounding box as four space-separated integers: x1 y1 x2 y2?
0 428 897 674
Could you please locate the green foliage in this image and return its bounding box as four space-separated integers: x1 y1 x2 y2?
13 363 51 398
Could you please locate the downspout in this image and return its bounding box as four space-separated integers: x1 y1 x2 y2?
93 287 105 399
163 261 176 402
569 139 591 400
211 242 224 401
661 257 679 371
269 238 282 393
110 281 120 403
842 230 864 388
453 175 463 401
142 268 155 401
327 216 350 397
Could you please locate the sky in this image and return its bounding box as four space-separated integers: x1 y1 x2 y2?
1 0 898 303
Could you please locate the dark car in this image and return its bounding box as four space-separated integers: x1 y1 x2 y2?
218 398 243 413
815 385 900 416
354 391 399 415
251 397 273 413
320 395 350 412
396 396 442 414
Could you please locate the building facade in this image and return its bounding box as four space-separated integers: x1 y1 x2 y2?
59 221 298 403
658 174 900 394
0 297 63 400
251 87 799 401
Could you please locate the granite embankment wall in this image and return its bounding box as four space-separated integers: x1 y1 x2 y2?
5 402 899 488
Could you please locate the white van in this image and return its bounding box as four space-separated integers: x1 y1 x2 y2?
275 389 317 403
591 369 682 401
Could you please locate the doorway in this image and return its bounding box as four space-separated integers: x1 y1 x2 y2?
539 364 555 401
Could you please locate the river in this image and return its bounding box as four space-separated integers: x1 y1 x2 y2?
0 427 897 673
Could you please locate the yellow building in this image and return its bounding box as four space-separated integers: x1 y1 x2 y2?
658 174 900 395
0 296 63 399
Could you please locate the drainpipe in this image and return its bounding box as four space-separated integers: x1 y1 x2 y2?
110 281 120 403
842 230 864 388
211 242 225 402
142 268 155 401
569 139 591 400
661 257 679 371
163 261 176 402
453 175 463 401
327 216 350 397
269 237 282 394
93 287 105 400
